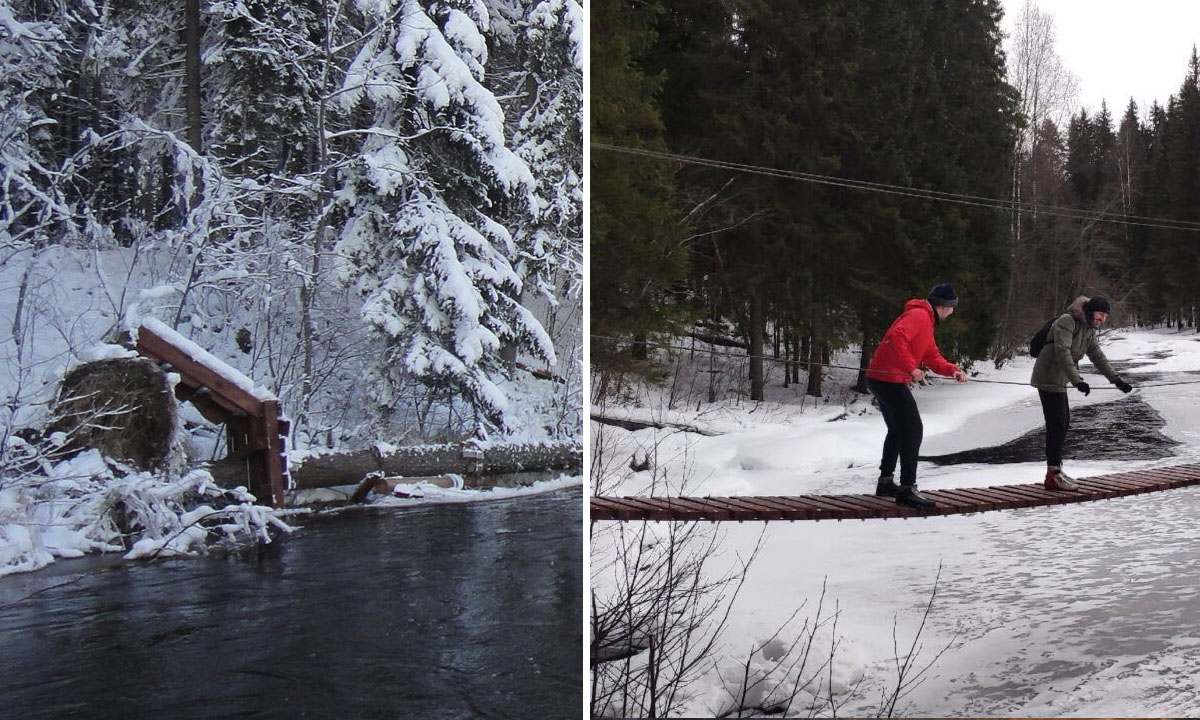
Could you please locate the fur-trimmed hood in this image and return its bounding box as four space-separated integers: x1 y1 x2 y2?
1067 296 1090 325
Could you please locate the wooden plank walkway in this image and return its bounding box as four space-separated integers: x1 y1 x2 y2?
590 463 1200 522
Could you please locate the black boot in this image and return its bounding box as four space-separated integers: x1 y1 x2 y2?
875 475 900 497
896 485 936 508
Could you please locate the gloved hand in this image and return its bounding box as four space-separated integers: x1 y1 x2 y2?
1074 381 1091 396
1115 378 1133 394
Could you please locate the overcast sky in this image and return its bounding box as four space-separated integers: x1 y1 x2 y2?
1000 0 1200 117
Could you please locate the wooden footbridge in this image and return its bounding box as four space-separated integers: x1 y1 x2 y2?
590 463 1200 522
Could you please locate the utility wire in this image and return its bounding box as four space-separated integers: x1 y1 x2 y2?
592 333 1200 391
593 143 1200 234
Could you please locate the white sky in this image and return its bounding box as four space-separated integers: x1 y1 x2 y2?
1000 0 1200 117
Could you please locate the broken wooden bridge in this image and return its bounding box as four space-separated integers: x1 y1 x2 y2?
590 463 1200 522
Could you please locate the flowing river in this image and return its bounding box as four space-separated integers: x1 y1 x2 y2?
0 487 582 719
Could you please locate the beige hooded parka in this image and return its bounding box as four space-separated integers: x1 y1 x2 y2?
1030 296 1120 393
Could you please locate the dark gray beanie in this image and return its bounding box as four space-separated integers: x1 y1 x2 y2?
927 283 958 307
1083 296 1111 316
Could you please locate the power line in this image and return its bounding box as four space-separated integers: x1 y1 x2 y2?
591 333 1200 391
592 143 1200 234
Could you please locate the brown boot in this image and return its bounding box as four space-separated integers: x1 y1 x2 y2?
1044 466 1078 491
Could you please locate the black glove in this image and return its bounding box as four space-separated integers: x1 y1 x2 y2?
1074 381 1090 396
1115 378 1133 394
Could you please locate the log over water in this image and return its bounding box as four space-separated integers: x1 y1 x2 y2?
206 440 581 490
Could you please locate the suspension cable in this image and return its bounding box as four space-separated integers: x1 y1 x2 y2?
593 143 1200 234
591 333 1200 391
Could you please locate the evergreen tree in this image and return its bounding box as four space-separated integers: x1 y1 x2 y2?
589 0 688 367
333 0 553 431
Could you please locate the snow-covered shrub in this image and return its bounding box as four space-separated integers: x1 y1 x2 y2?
0 449 291 577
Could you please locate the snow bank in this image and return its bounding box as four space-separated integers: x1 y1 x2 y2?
0 449 291 578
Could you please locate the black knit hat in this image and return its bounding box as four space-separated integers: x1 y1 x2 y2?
1083 296 1111 316
927 282 958 307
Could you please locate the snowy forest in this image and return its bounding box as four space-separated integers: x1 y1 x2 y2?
592 0 1200 391
1 0 582 444
0 0 581 571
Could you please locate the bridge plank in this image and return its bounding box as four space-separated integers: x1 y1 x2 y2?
591 497 635 521
941 487 1014 510
917 490 980 515
706 497 787 520
753 497 823 520
668 497 733 520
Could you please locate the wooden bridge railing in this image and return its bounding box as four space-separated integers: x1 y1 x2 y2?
135 319 289 507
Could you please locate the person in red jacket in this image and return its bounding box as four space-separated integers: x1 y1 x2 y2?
866 283 969 508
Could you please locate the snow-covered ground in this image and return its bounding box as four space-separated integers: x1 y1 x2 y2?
593 327 1200 716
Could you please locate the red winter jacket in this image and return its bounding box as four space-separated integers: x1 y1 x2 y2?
867 299 960 384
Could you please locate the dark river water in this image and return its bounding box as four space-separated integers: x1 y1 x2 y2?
922 363 1183 466
0 488 582 720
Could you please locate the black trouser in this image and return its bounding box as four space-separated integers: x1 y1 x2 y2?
868 378 923 486
1038 389 1070 467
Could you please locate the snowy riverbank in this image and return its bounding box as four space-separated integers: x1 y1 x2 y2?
593 327 1200 716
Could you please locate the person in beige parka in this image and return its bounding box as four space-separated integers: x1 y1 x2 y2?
1031 295 1133 490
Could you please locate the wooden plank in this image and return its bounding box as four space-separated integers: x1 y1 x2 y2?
604 497 661 521
590 498 630 520
620 498 690 521
754 496 825 520
996 485 1071 505
1077 476 1141 495
803 495 871 519
1147 467 1200 486
764 497 827 520
603 497 669 521
691 497 756 520
916 490 981 514
653 497 716 521
1090 472 1155 490
936 487 1004 511
939 487 1011 509
669 497 733 521
137 326 265 417
702 497 782 520
1065 480 1119 499
918 488 990 512
723 496 797 519
977 486 1044 508
262 401 285 507
782 496 857 519
832 495 908 518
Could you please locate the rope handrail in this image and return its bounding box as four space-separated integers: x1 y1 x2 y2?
591 333 1200 391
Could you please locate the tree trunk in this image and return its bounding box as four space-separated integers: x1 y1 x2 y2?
630 331 649 360
805 315 823 398
749 291 765 401
856 322 871 394
184 0 203 154
781 330 790 388
790 328 800 385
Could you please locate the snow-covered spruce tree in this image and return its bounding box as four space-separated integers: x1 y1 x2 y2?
484 0 582 437
487 0 583 301
0 5 71 258
334 0 554 434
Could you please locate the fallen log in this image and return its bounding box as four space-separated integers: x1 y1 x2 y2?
590 414 722 436
206 439 581 491
685 331 748 350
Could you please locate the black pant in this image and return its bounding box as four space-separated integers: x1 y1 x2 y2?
1038 389 1070 467
868 378 923 486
